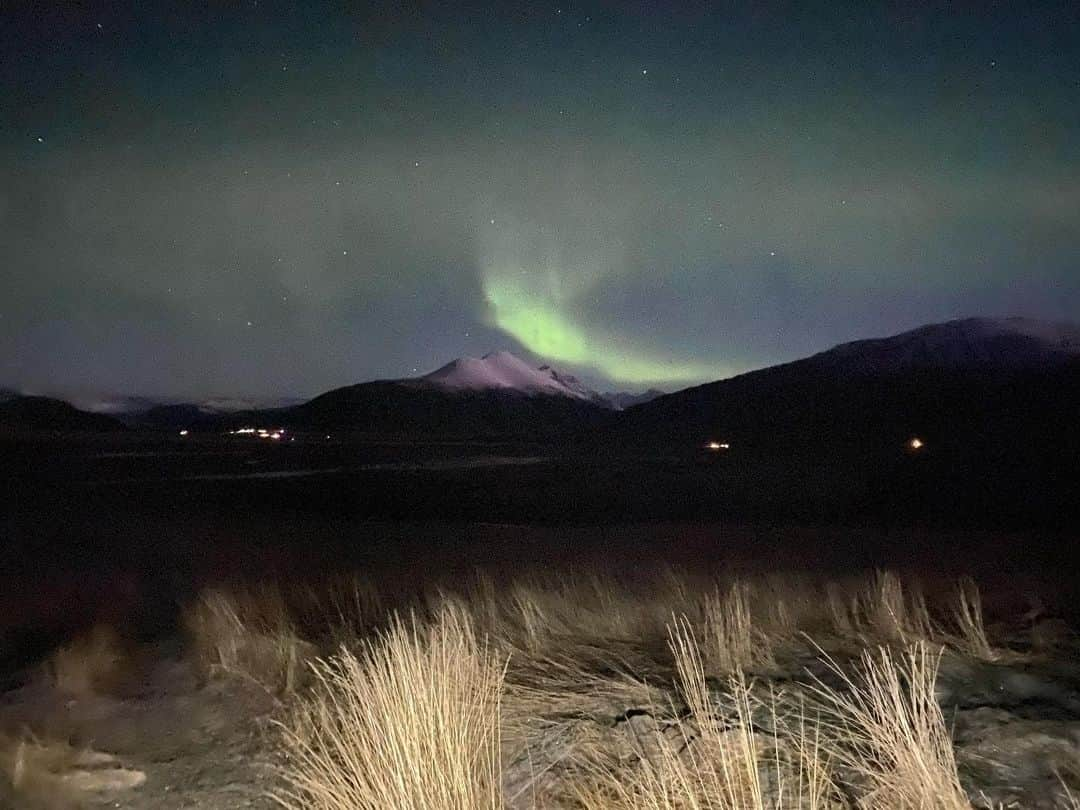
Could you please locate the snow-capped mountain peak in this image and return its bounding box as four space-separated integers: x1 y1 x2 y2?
418 351 599 400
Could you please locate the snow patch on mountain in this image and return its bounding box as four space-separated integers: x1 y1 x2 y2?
418 351 601 400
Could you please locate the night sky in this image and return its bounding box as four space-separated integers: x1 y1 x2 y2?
3 1 1079 401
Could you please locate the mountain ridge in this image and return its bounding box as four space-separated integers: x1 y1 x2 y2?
4 316 1079 435
620 316 1080 451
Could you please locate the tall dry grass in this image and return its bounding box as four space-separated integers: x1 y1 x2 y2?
573 618 838 809
703 582 777 674
810 641 968 809
469 571 694 657
179 568 1018 809
947 577 997 661
824 571 938 645
183 586 313 695
273 603 506 810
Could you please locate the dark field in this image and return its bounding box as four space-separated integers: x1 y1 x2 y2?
3 432 1080 809
3 431 1077 669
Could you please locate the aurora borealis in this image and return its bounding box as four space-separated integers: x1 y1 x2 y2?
3 2 1079 399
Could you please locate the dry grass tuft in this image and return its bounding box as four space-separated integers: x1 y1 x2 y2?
573 618 838 809
947 577 998 662
810 641 968 809
821 571 939 646
184 586 313 695
45 624 126 697
756 574 838 639
861 571 937 644
471 572 690 658
273 603 506 810
290 573 389 642
703 582 777 674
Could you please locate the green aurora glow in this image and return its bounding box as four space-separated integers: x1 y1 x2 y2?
3 3 1078 399
483 276 729 384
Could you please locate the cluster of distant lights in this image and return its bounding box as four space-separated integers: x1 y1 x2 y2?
178 431 925 452
704 438 926 452
179 427 287 439
230 427 286 440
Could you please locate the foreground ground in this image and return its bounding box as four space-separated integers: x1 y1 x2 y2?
2 565 1080 809
3 436 1080 807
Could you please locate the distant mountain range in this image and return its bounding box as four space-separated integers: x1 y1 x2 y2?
620 317 1080 457
3 317 1078 443
5 352 661 436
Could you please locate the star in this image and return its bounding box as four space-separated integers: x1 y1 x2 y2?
769 251 776 256
246 321 253 327
36 136 43 143
490 218 495 225
641 68 648 75
342 250 348 255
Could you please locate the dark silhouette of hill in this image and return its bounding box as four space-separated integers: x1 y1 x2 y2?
621 317 1080 451
130 403 281 431
288 380 612 437
0 396 127 432
617 318 1080 525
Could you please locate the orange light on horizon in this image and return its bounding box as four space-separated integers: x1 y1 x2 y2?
909 437 924 450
